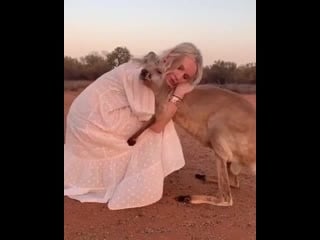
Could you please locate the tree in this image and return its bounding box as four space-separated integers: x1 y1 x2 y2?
235 63 256 84
79 52 109 80
64 56 83 80
105 47 132 69
80 51 104 66
201 60 237 84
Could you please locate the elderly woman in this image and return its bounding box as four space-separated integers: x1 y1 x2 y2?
64 42 203 210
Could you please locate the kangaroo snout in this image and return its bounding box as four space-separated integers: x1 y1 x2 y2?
140 69 150 80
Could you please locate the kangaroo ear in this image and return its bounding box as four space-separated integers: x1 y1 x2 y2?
146 51 156 58
143 51 158 63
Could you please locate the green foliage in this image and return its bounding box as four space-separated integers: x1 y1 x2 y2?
201 60 256 85
105 47 132 68
64 47 131 80
64 47 255 85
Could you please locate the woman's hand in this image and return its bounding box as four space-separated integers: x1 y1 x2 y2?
173 82 195 99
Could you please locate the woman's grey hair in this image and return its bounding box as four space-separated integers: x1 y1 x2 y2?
159 42 203 85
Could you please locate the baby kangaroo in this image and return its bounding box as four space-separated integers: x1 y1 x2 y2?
128 55 256 207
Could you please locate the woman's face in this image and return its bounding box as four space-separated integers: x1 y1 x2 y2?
164 56 197 88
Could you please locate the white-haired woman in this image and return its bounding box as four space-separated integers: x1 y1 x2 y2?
64 42 203 210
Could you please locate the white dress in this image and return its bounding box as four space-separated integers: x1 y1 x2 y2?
64 61 185 210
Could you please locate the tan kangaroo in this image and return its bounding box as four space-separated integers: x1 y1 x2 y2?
128 54 256 207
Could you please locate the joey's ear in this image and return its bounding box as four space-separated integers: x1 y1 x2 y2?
146 51 156 58
143 51 158 63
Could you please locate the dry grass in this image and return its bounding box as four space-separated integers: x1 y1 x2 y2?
64 80 93 91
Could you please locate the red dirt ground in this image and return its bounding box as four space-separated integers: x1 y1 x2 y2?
64 89 256 240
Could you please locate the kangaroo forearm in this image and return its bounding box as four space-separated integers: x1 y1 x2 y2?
131 115 156 138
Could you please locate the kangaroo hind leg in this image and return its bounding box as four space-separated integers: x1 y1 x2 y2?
176 128 234 206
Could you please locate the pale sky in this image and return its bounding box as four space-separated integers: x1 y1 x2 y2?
64 0 256 66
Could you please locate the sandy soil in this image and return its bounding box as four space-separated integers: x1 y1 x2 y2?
64 89 256 240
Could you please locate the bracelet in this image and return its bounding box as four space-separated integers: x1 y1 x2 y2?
168 95 182 106
172 94 183 101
